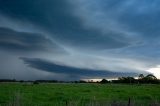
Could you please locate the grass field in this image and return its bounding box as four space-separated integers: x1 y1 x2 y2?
0 83 160 106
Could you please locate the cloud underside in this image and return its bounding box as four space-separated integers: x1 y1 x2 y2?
21 57 137 78
0 0 131 50
0 27 64 53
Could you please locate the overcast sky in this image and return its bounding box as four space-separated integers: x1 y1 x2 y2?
0 0 160 80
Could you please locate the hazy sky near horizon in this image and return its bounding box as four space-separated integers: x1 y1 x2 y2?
0 0 160 80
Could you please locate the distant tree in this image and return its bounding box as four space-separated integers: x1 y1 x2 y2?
118 77 125 80
139 74 159 84
100 79 109 83
138 74 144 79
127 77 135 84
79 80 87 83
145 74 157 80
112 74 159 84
117 77 135 84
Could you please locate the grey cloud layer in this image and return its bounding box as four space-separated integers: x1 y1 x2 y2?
0 0 130 50
0 0 160 80
0 27 64 53
21 57 137 78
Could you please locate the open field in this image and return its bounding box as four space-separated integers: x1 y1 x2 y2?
0 83 160 106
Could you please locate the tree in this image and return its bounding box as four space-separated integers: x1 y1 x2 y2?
100 79 109 83
138 74 144 79
145 74 157 80
127 77 135 84
140 74 159 84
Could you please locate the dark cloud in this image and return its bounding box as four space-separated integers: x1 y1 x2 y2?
0 0 130 50
0 0 160 80
0 27 63 53
115 3 160 38
0 0 72 30
20 57 137 79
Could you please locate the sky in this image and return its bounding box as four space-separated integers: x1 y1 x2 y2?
0 0 160 80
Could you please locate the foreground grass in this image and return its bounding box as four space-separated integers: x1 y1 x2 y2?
0 83 160 106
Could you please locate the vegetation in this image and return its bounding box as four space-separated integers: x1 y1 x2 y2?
100 79 109 84
0 83 160 106
0 74 160 106
0 74 159 84
111 74 160 84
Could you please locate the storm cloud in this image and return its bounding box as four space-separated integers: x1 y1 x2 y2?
20 57 137 78
0 0 160 80
0 27 63 53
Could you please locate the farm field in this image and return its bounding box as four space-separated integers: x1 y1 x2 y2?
0 83 160 106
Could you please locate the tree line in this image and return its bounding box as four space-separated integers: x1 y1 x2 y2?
0 74 159 84
100 74 160 84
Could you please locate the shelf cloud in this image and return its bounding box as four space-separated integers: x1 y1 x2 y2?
0 0 160 80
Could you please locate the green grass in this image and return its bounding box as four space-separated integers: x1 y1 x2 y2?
0 83 160 106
